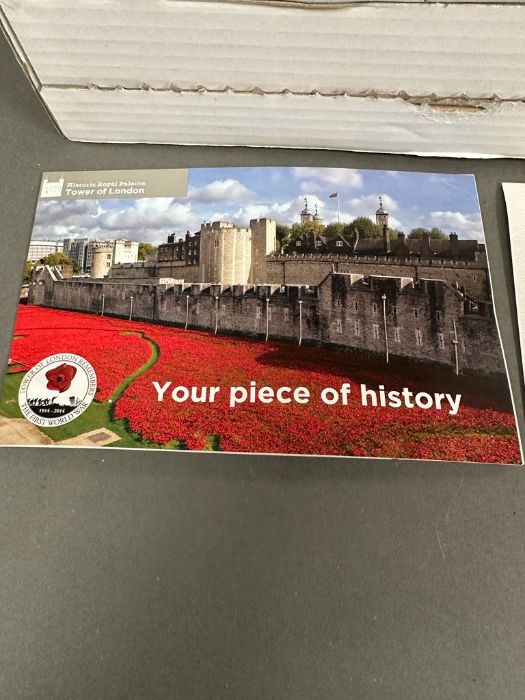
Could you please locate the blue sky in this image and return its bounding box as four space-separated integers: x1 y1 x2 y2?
32 167 484 244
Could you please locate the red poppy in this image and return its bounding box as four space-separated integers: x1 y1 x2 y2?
45 363 77 393
6 306 521 463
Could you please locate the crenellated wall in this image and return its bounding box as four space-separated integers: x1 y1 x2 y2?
266 254 489 300
28 266 505 375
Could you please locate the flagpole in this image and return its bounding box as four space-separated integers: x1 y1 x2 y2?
337 194 340 224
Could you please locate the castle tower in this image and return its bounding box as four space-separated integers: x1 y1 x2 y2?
249 218 277 284
301 197 314 224
313 204 325 228
199 220 251 284
91 245 113 278
375 195 389 228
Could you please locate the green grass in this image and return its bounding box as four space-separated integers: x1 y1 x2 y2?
0 333 171 449
0 373 24 418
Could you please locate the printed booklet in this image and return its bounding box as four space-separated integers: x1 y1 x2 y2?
0 167 521 464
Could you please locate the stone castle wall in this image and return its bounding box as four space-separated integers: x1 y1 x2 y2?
108 261 202 283
28 266 505 375
266 255 489 300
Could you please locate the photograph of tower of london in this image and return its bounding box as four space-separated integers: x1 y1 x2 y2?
1 167 520 463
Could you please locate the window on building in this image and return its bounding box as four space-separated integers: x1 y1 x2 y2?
373 323 380 340
354 301 358 312
394 326 401 343
414 309 418 319
106 254 111 260
415 329 423 345
354 321 360 337
336 241 343 247
316 240 322 247
472 275 477 282
436 310 443 322
336 319 342 334
295 241 301 247
393 305 398 317
372 302 378 316
437 333 445 349
268 307 272 320
255 307 261 320
214 239 219 248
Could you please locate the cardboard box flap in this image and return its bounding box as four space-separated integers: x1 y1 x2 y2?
41 86 525 158
2 0 525 157
2 0 525 99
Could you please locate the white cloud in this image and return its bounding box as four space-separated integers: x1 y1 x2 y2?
348 193 399 214
32 197 203 245
293 167 363 191
424 211 484 240
188 179 255 204
232 195 327 227
34 199 101 228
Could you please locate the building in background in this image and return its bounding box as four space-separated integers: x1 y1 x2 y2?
63 237 89 270
27 239 63 261
59 237 138 275
89 239 140 278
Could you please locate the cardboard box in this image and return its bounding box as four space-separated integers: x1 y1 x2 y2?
2 0 525 158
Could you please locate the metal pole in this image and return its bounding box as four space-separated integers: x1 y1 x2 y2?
452 319 459 375
101 293 105 317
337 194 340 224
214 296 219 335
265 297 270 342
129 295 133 321
185 294 189 329
381 294 389 363
298 300 303 346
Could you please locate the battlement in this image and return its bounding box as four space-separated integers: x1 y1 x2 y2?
28 268 502 375
112 261 154 269
268 252 487 268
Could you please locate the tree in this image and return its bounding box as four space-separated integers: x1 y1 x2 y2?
40 252 71 267
408 227 427 239
23 261 33 283
324 222 345 241
289 221 325 238
389 228 404 238
38 252 80 273
346 216 383 239
276 225 291 252
138 242 157 260
409 227 447 240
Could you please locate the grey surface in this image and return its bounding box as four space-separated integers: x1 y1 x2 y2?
1 31 525 700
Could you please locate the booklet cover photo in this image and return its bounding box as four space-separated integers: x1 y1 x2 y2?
0 167 521 464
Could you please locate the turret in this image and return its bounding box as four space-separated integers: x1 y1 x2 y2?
313 204 324 227
375 194 389 229
301 197 314 224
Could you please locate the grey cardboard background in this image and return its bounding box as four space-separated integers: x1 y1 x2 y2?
2 33 525 700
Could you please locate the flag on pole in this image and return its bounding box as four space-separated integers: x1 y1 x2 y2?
329 192 340 222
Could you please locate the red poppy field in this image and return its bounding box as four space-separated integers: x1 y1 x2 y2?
3 304 521 463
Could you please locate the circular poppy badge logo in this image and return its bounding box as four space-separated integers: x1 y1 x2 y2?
18 354 97 427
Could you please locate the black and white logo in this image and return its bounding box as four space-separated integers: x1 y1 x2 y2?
18 354 97 427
